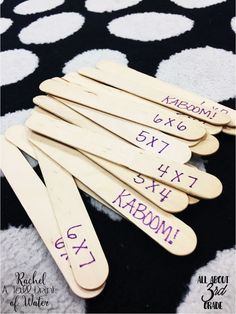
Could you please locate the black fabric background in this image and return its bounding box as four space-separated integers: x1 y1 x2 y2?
1 1 235 313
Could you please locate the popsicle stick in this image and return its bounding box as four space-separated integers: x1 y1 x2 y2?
5 125 37 159
75 179 118 213
25 112 222 199
2 127 109 290
4 125 123 219
83 61 233 127
188 196 200 205
97 62 235 127
35 94 181 162
174 112 222 135
42 84 199 209
64 72 222 135
55 95 207 145
93 61 234 126
190 133 220 156
6 123 189 213
28 132 197 256
35 147 109 290
75 179 125 218
186 164 200 205
40 78 206 140
210 105 236 127
3 123 114 213
55 76 206 142
0 136 104 298
54 94 202 148
222 126 236 136
12 118 184 218
34 95 191 164
79 66 230 126
33 95 127 144
63 102 192 163
29 111 124 216
31 107 189 212
173 137 201 147
82 152 189 213
80 139 192 211
54 77 207 140
38 96 200 149
63 72 107 91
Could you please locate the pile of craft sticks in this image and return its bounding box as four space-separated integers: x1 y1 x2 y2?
1 61 235 298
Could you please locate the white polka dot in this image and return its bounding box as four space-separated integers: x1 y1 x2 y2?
63 49 128 74
170 0 226 9
14 0 64 15
18 12 85 45
85 0 142 13
231 17 236 33
0 109 32 135
156 46 236 102
189 156 207 172
107 12 194 41
0 49 39 86
89 197 122 221
0 18 13 35
0 0 4 4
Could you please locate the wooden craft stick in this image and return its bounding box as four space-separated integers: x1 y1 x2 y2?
63 72 107 91
62 102 192 163
5 125 37 159
190 133 220 156
29 112 124 217
174 112 222 135
70 63 233 129
0 136 105 298
32 107 154 214
222 126 236 136
54 94 203 148
37 97 201 149
39 78 206 140
80 152 189 213
14 117 187 218
64 72 223 135
6 124 189 213
6 123 189 213
188 196 200 205
26 109 207 208
28 132 197 256
34 90 201 209
25 112 222 199
33 95 127 144
4 125 122 218
34 95 191 164
186 164 200 204
75 179 125 219
32 94 190 212
75 179 117 213
82 147 194 209
31 108 190 212
172 136 201 147
54 76 206 141
52 77 207 140
78 66 230 126
35 147 109 290
54 95 207 148
93 61 234 126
